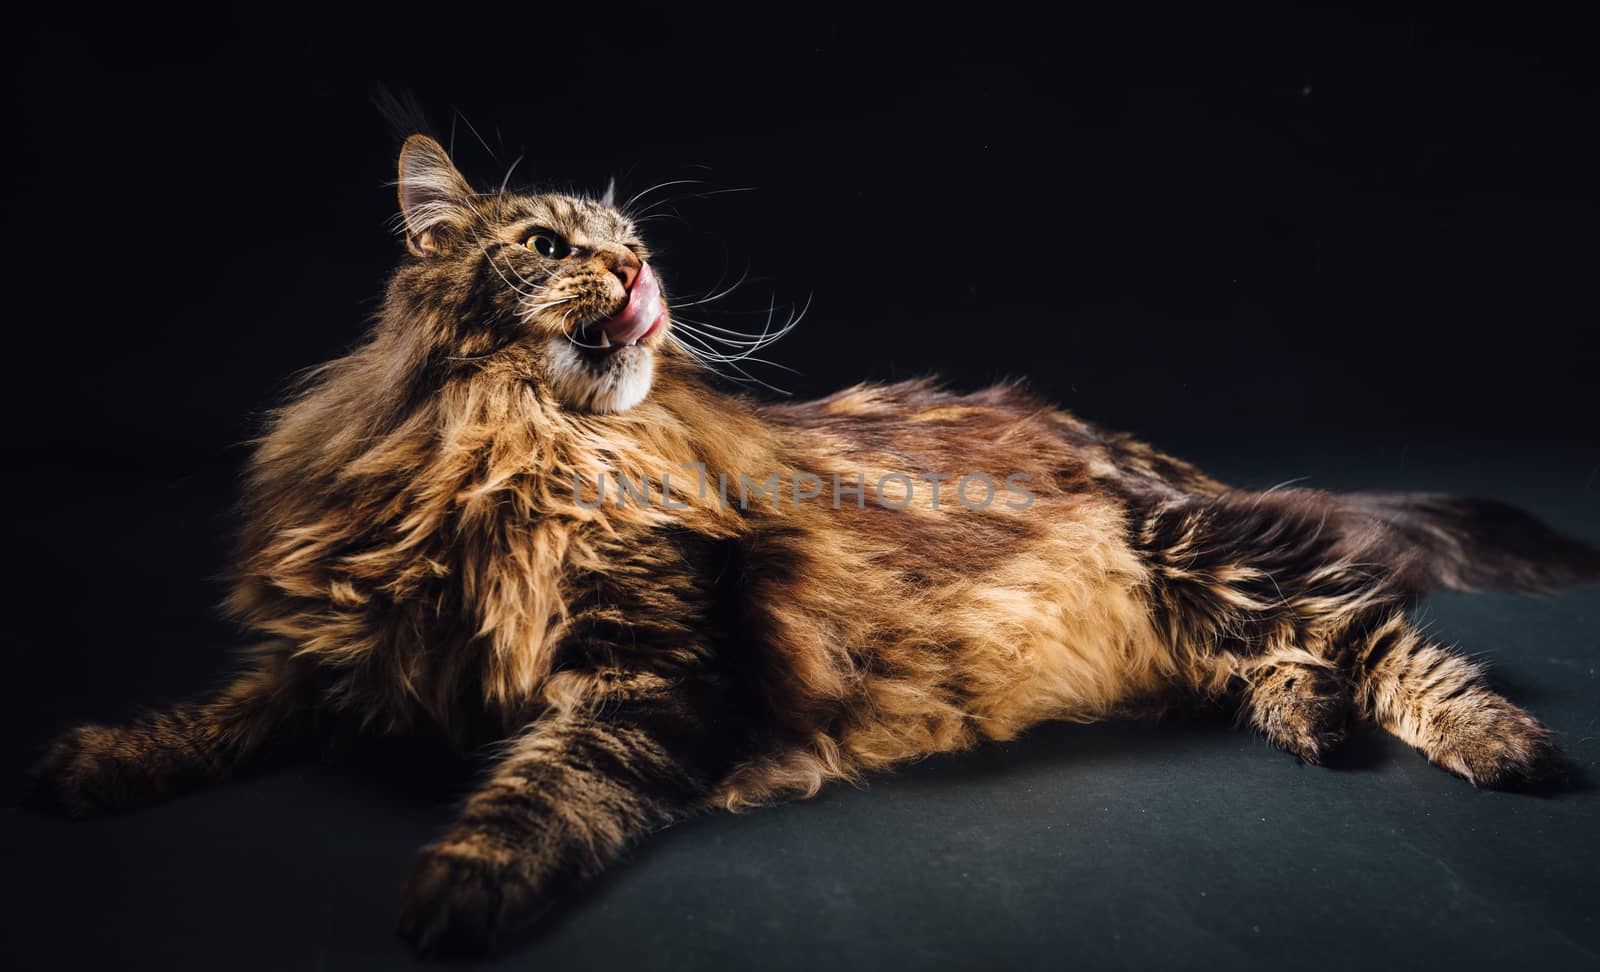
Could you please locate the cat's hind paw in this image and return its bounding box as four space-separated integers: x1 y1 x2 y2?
1244 663 1353 766
1427 693 1568 791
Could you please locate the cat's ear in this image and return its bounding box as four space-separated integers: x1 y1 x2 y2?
396 135 475 256
599 176 618 210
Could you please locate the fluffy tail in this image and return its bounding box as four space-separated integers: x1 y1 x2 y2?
1343 492 1600 593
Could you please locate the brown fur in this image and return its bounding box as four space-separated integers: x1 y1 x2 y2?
26 135 1600 956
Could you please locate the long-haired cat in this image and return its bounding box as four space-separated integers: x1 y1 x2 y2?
27 134 1599 956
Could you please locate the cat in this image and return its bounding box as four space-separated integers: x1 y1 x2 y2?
26 133 1600 957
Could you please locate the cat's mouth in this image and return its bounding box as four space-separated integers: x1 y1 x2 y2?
572 262 666 359
544 261 666 413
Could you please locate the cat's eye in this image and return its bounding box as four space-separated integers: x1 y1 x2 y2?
526 232 571 259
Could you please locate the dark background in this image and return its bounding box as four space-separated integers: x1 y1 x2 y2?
3 3 1597 969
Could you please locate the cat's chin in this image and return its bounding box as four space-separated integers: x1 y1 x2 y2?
544 337 657 414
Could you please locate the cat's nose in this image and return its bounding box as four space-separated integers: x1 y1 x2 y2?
598 246 641 291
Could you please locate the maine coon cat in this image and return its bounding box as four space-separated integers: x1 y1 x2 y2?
28 134 1599 956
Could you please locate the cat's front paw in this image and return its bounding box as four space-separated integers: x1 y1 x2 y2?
24 725 139 817
396 837 550 957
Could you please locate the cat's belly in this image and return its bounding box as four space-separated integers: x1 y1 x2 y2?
939 494 1169 733
828 493 1174 766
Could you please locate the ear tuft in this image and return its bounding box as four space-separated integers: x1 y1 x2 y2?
600 176 617 210
396 135 474 255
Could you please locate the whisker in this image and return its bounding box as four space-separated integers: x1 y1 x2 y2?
498 155 525 197
631 185 758 220
667 326 800 373
665 291 810 368
474 240 542 300
469 227 546 297
669 266 753 310
671 306 800 345
669 323 802 368
667 334 794 395
453 108 498 161
622 179 704 212
520 295 578 312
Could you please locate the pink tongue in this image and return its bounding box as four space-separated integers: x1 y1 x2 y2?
599 262 663 345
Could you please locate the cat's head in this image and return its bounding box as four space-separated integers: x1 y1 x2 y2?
389 134 669 414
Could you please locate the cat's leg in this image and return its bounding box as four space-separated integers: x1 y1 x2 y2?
25 651 319 816
1236 647 1352 764
1136 489 1375 764
1344 609 1560 788
395 681 730 956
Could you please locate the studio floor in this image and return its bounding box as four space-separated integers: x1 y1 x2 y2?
3 446 1596 970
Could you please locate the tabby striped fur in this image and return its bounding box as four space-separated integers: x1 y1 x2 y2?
27 135 1600 956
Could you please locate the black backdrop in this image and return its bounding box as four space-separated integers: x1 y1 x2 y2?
8 3 1598 471
4 4 1599 970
